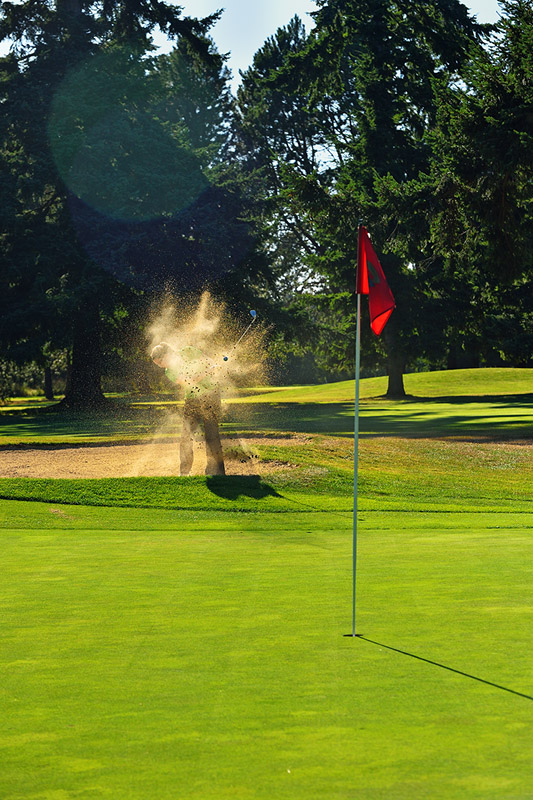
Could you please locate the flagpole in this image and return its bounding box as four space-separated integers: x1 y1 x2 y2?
352 222 364 637
350 222 395 636
352 291 361 637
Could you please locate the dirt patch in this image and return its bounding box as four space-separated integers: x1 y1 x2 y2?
0 437 305 479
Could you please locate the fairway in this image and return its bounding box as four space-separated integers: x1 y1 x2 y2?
1 369 533 799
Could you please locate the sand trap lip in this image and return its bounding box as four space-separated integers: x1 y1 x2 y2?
0 437 304 478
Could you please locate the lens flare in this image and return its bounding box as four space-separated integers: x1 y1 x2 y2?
48 47 207 222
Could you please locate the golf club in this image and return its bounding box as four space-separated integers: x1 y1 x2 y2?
223 310 257 361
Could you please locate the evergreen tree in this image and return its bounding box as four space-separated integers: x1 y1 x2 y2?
235 17 342 375
0 0 228 407
427 0 533 369
236 2 483 394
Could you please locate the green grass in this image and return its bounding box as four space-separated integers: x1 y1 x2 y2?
1 433 532 514
0 368 533 446
0 403 160 445
231 366 533 403
1 367 533 798
1 367 532 444
2 507 533 799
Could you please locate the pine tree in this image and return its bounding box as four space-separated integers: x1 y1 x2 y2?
235 1 483 395
427 0 533 369
0 0 221 407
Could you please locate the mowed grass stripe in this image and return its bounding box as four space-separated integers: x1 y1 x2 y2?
1 475 532 513
3 499 533 533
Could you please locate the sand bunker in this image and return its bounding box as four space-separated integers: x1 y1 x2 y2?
0 437 300 479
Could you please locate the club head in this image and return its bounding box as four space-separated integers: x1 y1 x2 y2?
250 310 257 319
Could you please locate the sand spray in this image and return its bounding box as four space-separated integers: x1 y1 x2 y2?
130 291 269 475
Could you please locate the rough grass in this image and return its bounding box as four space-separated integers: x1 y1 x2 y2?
1 434 532 514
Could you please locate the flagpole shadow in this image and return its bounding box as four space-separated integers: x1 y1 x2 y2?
346 635 533 702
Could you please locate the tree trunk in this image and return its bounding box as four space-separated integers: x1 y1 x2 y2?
44 366 54 400
386 356 406 398
61 308 107 409
447 347 458 371
64 350 72 397
383 322 406 399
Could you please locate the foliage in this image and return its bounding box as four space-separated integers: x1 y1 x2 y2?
0 350 69 401
421 0 533 370
0 1 269 408
234 2 484 396
2 0 533 390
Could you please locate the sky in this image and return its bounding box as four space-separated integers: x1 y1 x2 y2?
178 0 502 91
176 0 318 88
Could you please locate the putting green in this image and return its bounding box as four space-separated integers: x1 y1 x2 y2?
1 505 533 799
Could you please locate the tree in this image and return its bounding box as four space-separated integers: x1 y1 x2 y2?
424 0 533 370
235 2 483 395
0 0 225 407
234 17 345 376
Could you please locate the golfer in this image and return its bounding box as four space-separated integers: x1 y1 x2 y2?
151 342 225 476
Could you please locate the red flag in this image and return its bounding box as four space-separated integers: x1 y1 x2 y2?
356 225 395 335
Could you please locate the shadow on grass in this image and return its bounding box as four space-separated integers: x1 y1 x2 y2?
416 392 533 405
353 636 533 702
224 399 533 439
2 394 532 442
205 475 282 501
0 402 165 442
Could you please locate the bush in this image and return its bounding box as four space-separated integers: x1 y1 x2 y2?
0 351 69 400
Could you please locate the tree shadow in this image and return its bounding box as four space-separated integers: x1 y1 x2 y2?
350 635 533 701
205 475 282 501
0 401 159 442
415 392 533 406
224 398 533 440
3 393 532 442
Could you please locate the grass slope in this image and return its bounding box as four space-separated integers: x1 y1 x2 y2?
232 367 533 403
1 434 532 514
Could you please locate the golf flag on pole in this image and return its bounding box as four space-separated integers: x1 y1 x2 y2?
350 223 396 637
356 226 395 335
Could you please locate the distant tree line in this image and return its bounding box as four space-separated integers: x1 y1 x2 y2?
1 0 531 405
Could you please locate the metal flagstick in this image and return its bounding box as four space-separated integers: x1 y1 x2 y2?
352 293 362 636
352 223 363 637
350 222 396 636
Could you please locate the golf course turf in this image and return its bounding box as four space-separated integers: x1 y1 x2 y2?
1 368 532 799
